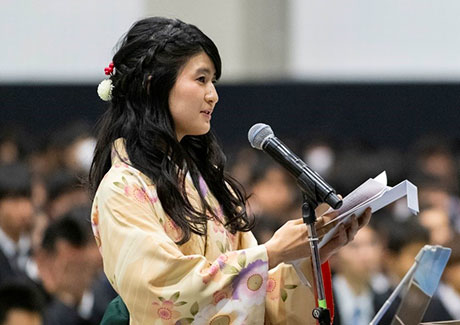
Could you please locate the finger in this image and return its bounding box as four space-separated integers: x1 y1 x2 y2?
319 224 347 262
316 219 338 239
315 202 331 216
357 207 372 229
322 210 340 222
322 224 347 251
290 218 304 225
346 215 359 242
315 215 325 228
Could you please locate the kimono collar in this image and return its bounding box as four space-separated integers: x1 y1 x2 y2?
111 138 131 165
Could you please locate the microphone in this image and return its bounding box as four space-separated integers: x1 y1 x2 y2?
248 123 342 209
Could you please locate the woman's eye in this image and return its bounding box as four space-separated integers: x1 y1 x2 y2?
197 76 206 83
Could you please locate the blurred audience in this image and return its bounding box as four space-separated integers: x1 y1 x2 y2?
331 222 387 325
303 138 336 181
34 208 112 324
48 121 96 175
0 281 45 325
45 169 90 220
411 136 458 195
2 121 460 323
27 121 95 177
378 216 452 323
419 205 454 246
0 163 34 285
245 154 299 243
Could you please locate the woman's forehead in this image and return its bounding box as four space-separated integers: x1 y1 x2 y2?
181 52 216 75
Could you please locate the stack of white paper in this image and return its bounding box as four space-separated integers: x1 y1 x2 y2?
318 171 419 248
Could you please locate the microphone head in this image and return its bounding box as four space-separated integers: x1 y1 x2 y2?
248 123 274 150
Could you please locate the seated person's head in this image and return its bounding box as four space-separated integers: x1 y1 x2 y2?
383 216 429 281
48 121 94 173
419 205 453 246
45 169 89 219
0 127 29 165
35 207 101 304
0 281 44 325
413 172 453 212
333 222 384 282
247 154 297 218
0 163 33 242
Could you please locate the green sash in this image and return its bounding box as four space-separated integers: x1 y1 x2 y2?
100 295 129 325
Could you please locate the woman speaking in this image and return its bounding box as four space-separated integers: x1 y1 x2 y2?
89 17 371 324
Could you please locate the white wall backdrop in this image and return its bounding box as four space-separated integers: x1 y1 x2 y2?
0 0 145 83
2 0 460 83
288 0 460 81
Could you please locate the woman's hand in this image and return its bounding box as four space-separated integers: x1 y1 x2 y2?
264 207 372 269
318 207 372 262
264 218 311 269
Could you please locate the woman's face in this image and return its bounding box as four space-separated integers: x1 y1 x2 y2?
169 52 218 141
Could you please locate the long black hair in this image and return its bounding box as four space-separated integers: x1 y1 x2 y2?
89 17 254 244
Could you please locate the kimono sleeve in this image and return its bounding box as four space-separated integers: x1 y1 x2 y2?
239 231 318 324
93 169 269 324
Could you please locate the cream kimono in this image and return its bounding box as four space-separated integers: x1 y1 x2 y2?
91 139 318 324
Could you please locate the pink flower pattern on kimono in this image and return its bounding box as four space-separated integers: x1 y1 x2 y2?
145 185 159 204
217 251 239 268
266 276 297 302
113 177 150 204
201 251 242 285
266 276 281 301
151 300 181 324
124 184 149 203
212 288 232 305
114 162 129 169
201 261 223 285
113 176 159 205
163 218 182 242
217 253 229 266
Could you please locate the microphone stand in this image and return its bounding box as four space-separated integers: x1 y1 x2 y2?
301 193 331 325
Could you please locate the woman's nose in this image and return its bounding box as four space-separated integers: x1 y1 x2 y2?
205 84 219 105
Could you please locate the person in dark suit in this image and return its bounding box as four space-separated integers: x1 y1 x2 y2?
332 223 389 325
0 163 34 285
377 216 452 324
34 208 115 325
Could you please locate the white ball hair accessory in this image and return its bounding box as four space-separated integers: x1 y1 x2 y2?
97 79 114 101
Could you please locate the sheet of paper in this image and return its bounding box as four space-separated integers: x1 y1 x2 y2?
321 171 388 227
318 175 419 248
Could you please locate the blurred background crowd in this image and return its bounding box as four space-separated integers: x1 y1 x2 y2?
2 0 460 324
0 120 459 324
